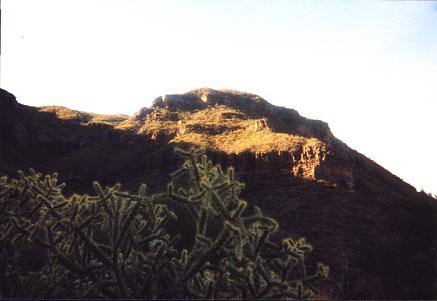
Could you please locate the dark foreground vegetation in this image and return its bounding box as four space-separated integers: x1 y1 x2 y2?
0 148 328 299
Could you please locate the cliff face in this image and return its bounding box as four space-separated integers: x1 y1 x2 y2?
0 87 436 299
118 88 356 190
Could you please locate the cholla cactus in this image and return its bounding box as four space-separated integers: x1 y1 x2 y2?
0 148 328 299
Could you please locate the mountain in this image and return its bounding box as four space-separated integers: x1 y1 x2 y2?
0 87 436 299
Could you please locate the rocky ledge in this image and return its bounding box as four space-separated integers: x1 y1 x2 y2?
120 88 355 188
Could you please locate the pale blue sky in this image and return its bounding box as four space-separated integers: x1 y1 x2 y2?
2 0 437 195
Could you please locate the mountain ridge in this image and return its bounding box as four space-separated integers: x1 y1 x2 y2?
0 87 435 299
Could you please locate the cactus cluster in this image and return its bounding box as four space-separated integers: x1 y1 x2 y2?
0 147 328 298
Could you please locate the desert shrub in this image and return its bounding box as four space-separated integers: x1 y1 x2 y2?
0 147 328 299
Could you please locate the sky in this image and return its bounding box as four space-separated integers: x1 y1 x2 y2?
1 0 437 195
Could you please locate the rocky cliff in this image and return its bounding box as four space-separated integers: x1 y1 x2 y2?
118 88 356 189
0 87 436 299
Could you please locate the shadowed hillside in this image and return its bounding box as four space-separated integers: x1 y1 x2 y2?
0 87 436 299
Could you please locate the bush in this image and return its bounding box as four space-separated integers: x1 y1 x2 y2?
0 147 328 299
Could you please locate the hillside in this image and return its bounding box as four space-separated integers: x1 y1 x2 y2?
0 87 436 299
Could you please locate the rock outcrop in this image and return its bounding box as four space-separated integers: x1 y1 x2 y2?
123 88 355 189
0 88 18 107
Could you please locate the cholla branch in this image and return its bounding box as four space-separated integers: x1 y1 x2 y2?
0 147 327 299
